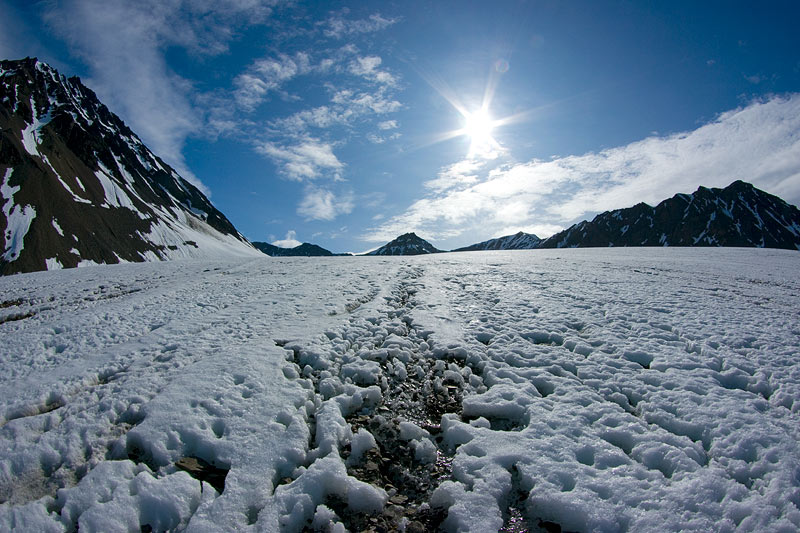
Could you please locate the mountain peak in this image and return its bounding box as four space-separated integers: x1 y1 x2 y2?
367 233 440 255
0 58 258 275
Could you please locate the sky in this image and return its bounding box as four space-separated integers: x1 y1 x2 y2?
2 0 800 253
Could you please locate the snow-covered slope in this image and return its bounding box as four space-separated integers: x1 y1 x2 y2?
1 249 799 531
0 58 259 275
453 231 541 251
539 180 800 250
367 232 441 255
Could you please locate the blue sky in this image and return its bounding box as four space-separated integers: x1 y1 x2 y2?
2 0 800 252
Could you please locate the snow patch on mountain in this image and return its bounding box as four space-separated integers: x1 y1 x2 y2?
1 168 36 262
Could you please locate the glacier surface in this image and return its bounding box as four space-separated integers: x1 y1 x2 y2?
0 248 799 532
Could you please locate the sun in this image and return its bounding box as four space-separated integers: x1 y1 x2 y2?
463 108 494 145
459 107 502 157
418 62 531 159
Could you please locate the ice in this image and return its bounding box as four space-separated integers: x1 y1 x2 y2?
1 249 799 531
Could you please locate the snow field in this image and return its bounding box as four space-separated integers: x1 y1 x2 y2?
411 249 800 531
0 258 395 531
0 248 799 532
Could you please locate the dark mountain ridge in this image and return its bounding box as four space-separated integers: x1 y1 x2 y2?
366 232 441 255
0 57 257 275
454 181 800 252
252 241 349 257
537 180 800 250
453 231 541 252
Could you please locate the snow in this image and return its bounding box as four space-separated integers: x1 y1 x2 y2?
20 123 39 156
136 216 261 262
51 219 64 237
52 172 91 205
20 97 54 157
1 168 36 262
1 249 799 532
94 164 139 212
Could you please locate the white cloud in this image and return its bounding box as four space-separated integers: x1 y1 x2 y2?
234 27 401 192
424 159 484 192
348 55 397 86
332 88 402 114
41 0 278 193
256 138 344 181
365 94 800 243
360 191 386 209
272 230 302 248
297 187 354 221
546 94 800 219
272 105 352 132
378 120 398 130
232 48 399 120
233 53 316 110
321 12 399 39
267 87 401 138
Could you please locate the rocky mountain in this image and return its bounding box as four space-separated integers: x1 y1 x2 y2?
252 241 347 257
538 181 800 250
0 57 259 275
453 231 541 252
367 232 441 255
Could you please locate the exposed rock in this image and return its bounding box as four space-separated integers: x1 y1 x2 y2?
175 456 228 493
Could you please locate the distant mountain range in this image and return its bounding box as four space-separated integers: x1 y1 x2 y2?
0 58 258 275
366 232 441 255
2 60 797 275
536 180 800 249
375 181 800 255
252 241 349 257
453 231 542 251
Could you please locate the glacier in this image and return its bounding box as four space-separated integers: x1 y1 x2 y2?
0 248 799 532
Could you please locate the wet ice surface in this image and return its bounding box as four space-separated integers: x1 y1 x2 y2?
1 249 799 532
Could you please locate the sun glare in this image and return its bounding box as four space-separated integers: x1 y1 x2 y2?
463 108 494 144
418 62 529 158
